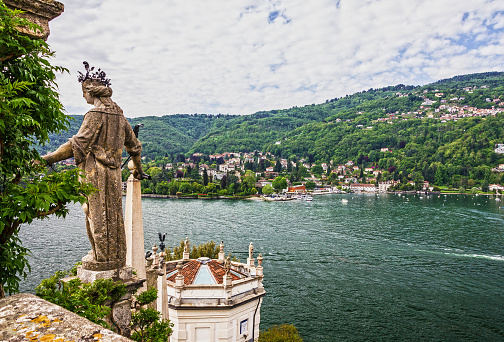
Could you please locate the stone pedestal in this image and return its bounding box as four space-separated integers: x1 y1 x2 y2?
78 265 134 283
75 265 145 338
157 264 169 320
125 163 147 290
81 251 126 273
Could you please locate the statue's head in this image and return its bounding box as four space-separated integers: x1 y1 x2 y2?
82 79 113 98
78 61 113 105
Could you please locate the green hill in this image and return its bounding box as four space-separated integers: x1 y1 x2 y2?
40 72 504 177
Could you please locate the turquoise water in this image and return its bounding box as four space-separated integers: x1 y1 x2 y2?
20 194 504 341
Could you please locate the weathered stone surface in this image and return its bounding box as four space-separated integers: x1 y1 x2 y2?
125 167 146 286
111 300 131 337
0 293 131 342
78 265 134 284
4 0 64 40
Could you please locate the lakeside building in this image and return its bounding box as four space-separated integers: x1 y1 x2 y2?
349 183 377 193
164 242 265 342
378 181 397 192
287 185 306 193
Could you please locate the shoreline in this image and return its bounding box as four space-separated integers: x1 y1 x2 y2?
124 191 504 200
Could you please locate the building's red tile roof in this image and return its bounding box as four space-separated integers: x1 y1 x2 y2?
207 260 243 283
166 260 201 285
166 259 246 285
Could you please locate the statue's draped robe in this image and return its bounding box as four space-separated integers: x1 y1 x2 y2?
70 105 141 271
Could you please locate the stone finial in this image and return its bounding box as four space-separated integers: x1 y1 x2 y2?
159 251 166 269
256 253 264 277
175 262 184 287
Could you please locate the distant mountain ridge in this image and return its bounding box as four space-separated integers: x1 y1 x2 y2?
40 72 504 168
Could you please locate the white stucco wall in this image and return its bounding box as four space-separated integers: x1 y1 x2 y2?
169 298 262 342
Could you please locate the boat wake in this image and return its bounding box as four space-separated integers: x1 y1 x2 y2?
418 249 504 261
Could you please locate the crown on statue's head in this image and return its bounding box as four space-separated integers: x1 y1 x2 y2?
77 61 111 87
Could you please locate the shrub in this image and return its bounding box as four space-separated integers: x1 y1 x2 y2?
35 271 126 329
36 269 172 341
258 324 303 342
131 288 173 342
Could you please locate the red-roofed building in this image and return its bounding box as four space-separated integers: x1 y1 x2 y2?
162 241 265 342
287 185 306 193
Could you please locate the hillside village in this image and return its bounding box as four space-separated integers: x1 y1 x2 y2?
346 86 504 127
126 145 504 197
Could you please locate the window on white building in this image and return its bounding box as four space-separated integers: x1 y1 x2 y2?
240 319 248 335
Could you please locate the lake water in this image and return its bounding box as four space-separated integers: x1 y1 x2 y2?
19 194 504 341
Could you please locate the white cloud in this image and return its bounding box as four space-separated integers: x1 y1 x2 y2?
46 0 504 117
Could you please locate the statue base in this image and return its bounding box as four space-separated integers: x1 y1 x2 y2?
77 266 134 284
74 264 146 338
81 251 125 272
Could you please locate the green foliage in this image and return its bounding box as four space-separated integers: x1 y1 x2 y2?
262 184 274 195
272 176 287 192
165 240 220 261
0 234 30 297
35 270 126 329
258 324 303 342
0 2 95 297
305 180 316 190
36 270 172 341
130 288 173 342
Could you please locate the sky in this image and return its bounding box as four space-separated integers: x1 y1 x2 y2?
47 0 504 118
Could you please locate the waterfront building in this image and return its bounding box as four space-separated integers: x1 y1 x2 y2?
378 181 396 192
350 183 376 193
164 241 265 342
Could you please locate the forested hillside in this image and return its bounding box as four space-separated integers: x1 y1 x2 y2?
40 72 504 177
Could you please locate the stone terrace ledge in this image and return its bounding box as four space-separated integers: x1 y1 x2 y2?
0 293 131 342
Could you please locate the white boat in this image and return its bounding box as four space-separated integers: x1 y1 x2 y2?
306 195 313 201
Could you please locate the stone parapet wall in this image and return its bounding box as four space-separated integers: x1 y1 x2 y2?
0 293 131 342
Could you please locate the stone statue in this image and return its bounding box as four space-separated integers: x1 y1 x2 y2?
43 62 145 272
224 256 231 276
248 242 254 259
184 237 189 253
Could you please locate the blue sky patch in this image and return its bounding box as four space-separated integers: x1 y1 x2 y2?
268 11 280 23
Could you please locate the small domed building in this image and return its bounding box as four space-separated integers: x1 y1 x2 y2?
164 241 265 342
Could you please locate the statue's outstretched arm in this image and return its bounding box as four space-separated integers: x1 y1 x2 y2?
43 141 73 165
